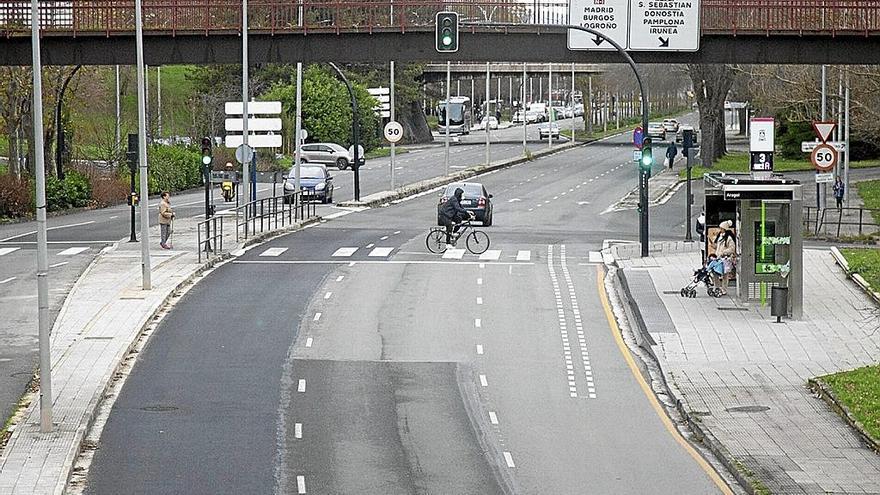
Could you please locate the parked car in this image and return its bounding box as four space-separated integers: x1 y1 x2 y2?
300 142 354 170
538 122 561 139
676 125 699 145
647 122 667 140
437 182 494 226
481 116 499 130
283 164 334 203
573 104 585 117
662 119 680 133
512 110 524 123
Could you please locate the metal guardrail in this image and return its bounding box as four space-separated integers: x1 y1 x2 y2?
2 0 880 37
804 206 880 238
197 215 224 263
234 191 316 242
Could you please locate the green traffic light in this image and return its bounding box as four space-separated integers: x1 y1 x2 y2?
202 155 212 166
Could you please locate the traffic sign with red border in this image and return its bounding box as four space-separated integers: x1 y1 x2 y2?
812 121 837 143
811 143 838 172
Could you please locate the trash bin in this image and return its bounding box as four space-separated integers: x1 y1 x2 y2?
771 286 788 322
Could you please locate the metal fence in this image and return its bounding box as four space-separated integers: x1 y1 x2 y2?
234 191 316 242
3 0 880 36
804 206 880 238
197 214 224 263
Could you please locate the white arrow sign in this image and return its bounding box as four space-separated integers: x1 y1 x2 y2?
801 141 846 153
225 118 283 132
225 134 283 149
629 0 701 51
224 101 282 116
812 121 837 143
567 0 629 51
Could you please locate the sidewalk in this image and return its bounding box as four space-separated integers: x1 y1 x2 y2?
0 211 313 494
612 242 880 494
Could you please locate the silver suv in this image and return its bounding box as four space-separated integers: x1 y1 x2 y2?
300 143 354 170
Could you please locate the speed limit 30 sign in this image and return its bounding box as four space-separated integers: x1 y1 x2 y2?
384 121 404 143
811 143 838 172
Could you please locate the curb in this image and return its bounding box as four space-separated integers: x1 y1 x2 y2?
830 246 880 305
808 377 880 455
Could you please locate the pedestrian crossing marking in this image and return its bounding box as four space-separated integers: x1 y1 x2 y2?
259 247 288 257
516 250 531 261
332 247 358 257
368 247 394 257
57 247 88 256
588 251 603 263
479 250 501 261
0 247 20 256
442 249 465 259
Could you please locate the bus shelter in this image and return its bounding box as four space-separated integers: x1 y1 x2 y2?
704 173 804 319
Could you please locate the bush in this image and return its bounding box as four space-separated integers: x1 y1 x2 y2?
45 170 92 212
89 174 130 208
0 174 33 218
124 145 204 195
777 120 815 159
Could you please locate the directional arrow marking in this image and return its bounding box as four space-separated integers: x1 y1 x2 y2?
658 37 670 47
592 35 604 46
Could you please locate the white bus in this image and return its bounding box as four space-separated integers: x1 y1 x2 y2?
437 97 472 135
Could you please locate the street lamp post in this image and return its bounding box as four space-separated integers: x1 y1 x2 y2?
135 0 152 287
329 63 362 201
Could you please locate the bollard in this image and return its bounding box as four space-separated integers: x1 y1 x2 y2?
771 286 789 323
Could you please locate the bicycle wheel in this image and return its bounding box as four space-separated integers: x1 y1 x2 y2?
426 228 448 254
466 230 490 254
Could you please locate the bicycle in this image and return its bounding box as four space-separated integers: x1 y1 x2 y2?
426 220 490 255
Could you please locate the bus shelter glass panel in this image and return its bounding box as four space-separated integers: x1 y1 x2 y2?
749 201 792 277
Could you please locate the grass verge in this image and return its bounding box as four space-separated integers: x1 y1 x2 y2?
821 365 880 443
364 147 410 159
841 248 880 291
857 179 880 210
680 152 880 179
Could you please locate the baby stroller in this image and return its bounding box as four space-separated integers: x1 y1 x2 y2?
680 266 723 298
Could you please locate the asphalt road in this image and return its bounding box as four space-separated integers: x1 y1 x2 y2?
84 126 732 494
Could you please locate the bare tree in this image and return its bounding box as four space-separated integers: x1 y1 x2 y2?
688 64 736 166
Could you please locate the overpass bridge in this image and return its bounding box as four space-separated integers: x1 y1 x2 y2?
421 62 602 82
2 0 880 65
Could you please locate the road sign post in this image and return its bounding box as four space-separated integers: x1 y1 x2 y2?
811 143 838 172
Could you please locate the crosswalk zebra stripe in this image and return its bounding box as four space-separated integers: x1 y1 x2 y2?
442 248 465 259
368 247 394 257
57 247 88 256
259 247 288 257
0 247 20 256
479 250 501 261
332 247 358 257
516 250 531 261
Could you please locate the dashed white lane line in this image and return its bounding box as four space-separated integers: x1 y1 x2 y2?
516 250 531 261
368 247 394 257
380 235 389 240
336 275 345 282
442 248 465 259
259 247 288 257
393 231 401 235
477 277 483 285
57 247 88 256
50 261 69 268
332 247 358 257
479 250 501 261
476 297 483 305
479 374 488 387
365 243 374 249
0 277 16 285
476 344 484 355
489 411 499 425
324 292 332 299
297 379 306 392
109 215 119 219
305 337 313 348
313 312 322 321
0 247 20 256
294 423 303 439
297 475 306 494
503 452 516 468
475 318 482 328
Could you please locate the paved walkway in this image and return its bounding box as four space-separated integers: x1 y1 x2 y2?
0 211 311 494
613 242 880 494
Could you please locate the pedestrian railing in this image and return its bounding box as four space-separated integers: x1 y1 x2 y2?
234 191 316 242
197 215 224 263
804 206 880 238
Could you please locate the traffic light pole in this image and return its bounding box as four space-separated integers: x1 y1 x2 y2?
329 63 361 201
464 22 650 256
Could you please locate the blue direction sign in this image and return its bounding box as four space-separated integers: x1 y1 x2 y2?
633 126 645 149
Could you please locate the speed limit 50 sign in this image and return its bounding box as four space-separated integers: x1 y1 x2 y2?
811 143 838 172
384 121 403 143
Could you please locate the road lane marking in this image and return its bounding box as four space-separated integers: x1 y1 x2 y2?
336 275 344 282
259 247 288 257
489 411 499 425
475 318 481 328
0 220 96 242
324 292 332 299
476 344 484 355
479 374 488 387
597 266 734 494
50 261 68 268
477 277 483 285
516 250 530 261
234 260 535 266
305 337 313 347
503 452 515 468
393 231 401 235
332 247 358 257
443 249 465 259
0 277 16 284
295 423 302 439
297 379 306 392
0 247 20 256
297 475 306 493
313 312 322 321
365 243 374 249
476 297 483 305
380 235 389 240
109 215 119 219
368 247 394 257
479 250 501 261
479 263 485 269
57 247 88 256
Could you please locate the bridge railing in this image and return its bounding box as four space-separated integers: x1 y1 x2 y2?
2 0 879 37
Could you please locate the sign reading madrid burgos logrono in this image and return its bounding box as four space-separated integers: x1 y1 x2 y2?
568 0 700 52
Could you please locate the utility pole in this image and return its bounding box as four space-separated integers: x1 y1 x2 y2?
445 61 450 176
485 62 491 165
135 0 152 290
294 62 303 194
115 66 121 149
571 63 576 144
523 63 528 155
390 60 396 190
587 76 593 135
156 66 162 137
31 0 53 434
820 65 826 210
548 63 553 149
845 75 851 206
242 0 251 209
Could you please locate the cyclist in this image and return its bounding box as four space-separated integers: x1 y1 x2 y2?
438 187 474 246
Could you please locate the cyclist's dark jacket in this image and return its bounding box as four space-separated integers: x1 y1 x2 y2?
439 188 469 222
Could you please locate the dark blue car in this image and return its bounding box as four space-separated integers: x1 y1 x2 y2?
284 164 334 204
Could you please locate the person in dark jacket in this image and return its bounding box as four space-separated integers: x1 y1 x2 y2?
666 141 678 170
438 187 473 245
